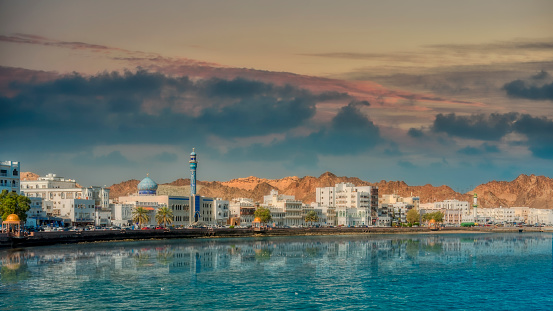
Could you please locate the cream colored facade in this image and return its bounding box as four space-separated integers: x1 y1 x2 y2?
21 173 107 226
118 194 228 227
316 183 379 226
229 198 256 226
262 190 304 227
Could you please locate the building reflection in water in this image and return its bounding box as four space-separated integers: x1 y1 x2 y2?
0 234 550 284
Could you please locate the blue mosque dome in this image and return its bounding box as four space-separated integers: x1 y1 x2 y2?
138 174 158 195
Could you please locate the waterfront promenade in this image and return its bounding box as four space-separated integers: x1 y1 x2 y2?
1 226 551 249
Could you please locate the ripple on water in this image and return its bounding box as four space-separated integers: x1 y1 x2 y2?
0 233 552 310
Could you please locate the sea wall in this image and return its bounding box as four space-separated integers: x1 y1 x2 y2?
1 226 551 249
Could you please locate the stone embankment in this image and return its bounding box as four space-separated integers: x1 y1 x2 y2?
1 226 551 249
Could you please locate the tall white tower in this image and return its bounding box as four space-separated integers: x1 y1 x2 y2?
189 148 200 223
189 148 197 196
473 193 478 223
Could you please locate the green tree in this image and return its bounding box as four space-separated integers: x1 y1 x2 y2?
406 208 420 224
155 206 173 228
304 210 319 226
0 190 31 222
423 211 445 223
422 212 432 222
432 211 444 223
254 206 272 224
132 206 150 228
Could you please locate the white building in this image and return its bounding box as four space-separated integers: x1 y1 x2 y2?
0 160 20 194
419 199 473 226
20 173 109 227
117 175 229 227
25 197 48 228
262 189 304 227
528 209 553 226
379 194 420 226
316 183 379 227
390 202 414 224
229 198 256 227
111 203 135 227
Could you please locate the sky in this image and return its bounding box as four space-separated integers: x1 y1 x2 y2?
1 0 552 191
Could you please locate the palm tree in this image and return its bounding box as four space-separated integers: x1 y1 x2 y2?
155 206 173 228
132 206 150 228
304 210 319 227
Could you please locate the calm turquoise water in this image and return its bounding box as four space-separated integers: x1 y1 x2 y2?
1 233 552 310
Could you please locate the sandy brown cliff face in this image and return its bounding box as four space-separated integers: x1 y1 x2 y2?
24 171 552 208
107 179 140 199
473 174 553 209
20 172 40 181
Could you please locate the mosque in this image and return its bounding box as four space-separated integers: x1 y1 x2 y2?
113 149 229 227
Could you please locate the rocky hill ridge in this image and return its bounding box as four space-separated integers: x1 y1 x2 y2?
21 172 553 209
107 172 552 208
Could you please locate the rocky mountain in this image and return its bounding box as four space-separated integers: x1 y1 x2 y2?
20 172 40 181
101 172 553 209
473 174 553 209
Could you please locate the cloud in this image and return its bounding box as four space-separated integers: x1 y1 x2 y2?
423 39 553 52
407 128 424 138
513 115 553 159
503 79 553 101
531 70 550 80
432 113 518 141
432 112 553 159
0 70 331 152
298 52 418 62
457 143 499 156
0 33 216 67
225 100 382 164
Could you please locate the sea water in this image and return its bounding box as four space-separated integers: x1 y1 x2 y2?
1 233 552 310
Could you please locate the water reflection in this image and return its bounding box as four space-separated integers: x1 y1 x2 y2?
0 233 551 310
1 234 550 280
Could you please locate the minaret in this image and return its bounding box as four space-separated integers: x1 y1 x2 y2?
189 148 197 196
473 193 478 223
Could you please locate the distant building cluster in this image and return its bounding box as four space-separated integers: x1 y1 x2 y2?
2 154 553 229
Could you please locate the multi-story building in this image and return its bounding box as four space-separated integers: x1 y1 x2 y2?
262 189 304 227
512 207 530 223
379 194 419 226
21 173 110 208
20 173 104 226
229 198 256 227
111 203 135 227
25 197 46 227
419 199 472 226
0 160 20 194
305 204 326 226
316 183 378 226
527 209 553 226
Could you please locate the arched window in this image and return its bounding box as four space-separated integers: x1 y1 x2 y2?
12 169 18 176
